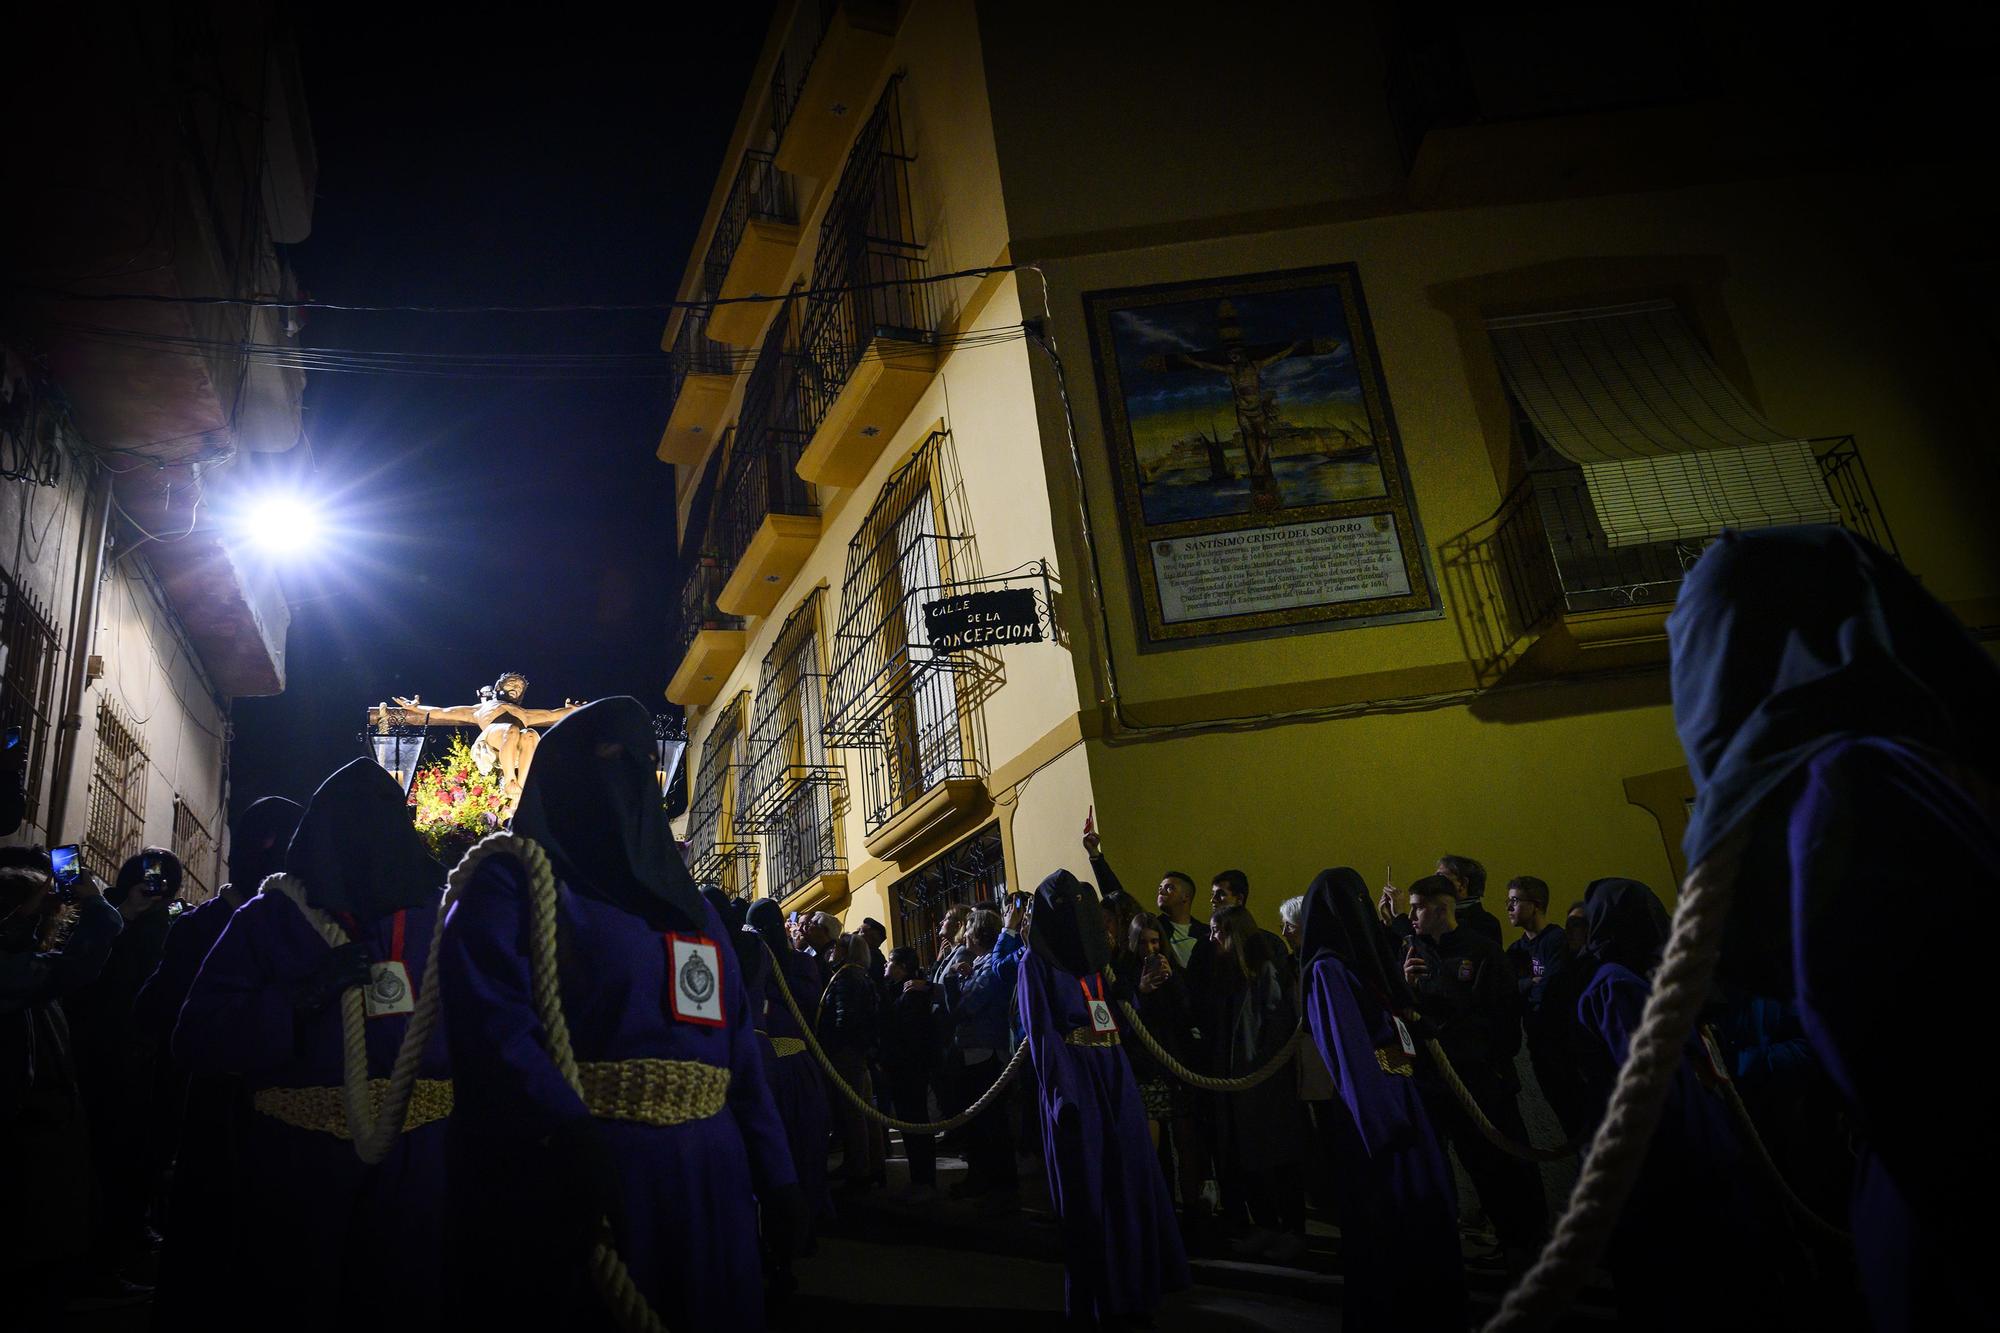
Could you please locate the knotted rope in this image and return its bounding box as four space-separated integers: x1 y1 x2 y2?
1113 998 1304 1094
1482 832 1743 1332
1702 1029 1854 1248
758 939 1028 1135
1416 1031 1580 1163
257 873 449 1166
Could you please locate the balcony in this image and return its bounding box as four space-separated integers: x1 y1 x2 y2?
734 589 848 902
796 80 938 489
1441 438 1896 684
657 298 736 465
770 0 902 185
716 304 820 617
705 151 802 348
665 544 747 708
687 691 758 897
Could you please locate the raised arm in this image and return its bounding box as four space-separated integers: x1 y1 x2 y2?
386 698 485 726
493 700 587 728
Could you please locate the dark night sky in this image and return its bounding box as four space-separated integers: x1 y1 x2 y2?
230 8 774 815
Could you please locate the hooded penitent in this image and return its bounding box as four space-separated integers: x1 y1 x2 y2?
509 696 703 931
1299 867 1409 1010
1669 525 2000 872
232 796 303 892
1578 878 1671 979
1028 868 1111 978
285 758 441 921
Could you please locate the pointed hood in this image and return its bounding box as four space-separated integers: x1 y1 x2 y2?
1028 868 1111 977
285 759 441 920
230 796 303 893
510 696 704 931
1299 867 1409 1008
1579 878 1672 979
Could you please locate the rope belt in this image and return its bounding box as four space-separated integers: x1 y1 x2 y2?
1374 1048 1415 1077
574 1059 730 1127
1065 1026 1121 1048
254 1078 454 1139
768 1036 807 1058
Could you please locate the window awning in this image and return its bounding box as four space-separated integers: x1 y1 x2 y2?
1488 301 1839 547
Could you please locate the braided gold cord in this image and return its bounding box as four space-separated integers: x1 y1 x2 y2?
767 1036 807 1058
1417 1033 1579 1163
254 1079 454 1139
1114 997 1302 1094
757 939 1028 1135
1064 1027 1120 1048
576 1059 731 1127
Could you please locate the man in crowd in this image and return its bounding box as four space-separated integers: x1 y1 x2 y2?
1505 875 1591 1137
1402 876 1547 1269
1212 869 1287 961
1379 853 1503 946
860 917 889 982
941 908 1020 1202
1084 827 1211 978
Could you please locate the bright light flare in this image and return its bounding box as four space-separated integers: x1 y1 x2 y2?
242 494 324 555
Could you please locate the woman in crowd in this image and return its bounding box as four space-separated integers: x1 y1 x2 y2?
820 930 885 1190
1112 912 1203 1208
1296 867 1463 1330
879 944 942 1200
175 760 449 1330
746 896 834 1228
437 697 798 1331
1019 869 1188 1327
1205 903 1309 1262
1667 525 1997 1330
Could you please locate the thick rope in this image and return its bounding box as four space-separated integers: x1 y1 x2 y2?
257 873 449 1167
1482 832 1744 1332
1702 1035 1853 1248
758 938 1028 1135
444 834 667 1333
1114 998 1304 1094
1417 1033 1580 1163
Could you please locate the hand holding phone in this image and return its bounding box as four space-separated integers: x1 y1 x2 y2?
49 845 81 903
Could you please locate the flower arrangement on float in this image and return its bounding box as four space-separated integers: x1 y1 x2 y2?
407 735 506 862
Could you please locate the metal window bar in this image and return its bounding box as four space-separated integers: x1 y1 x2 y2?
171 795 215 904
717 302 818 576
824 429 999 749
704 150 798 292
737 588 843 830
761 777 845 902
0 569 61 835
669 430 746 678
890 821 1006 965
85 697 148 885
687 691 757 892
768 0 842 145
799 77 936 437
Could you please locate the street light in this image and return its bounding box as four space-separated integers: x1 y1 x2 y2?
654 711 688 813
238 492 324 556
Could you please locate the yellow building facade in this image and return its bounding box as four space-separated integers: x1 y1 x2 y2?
661 1 1996 944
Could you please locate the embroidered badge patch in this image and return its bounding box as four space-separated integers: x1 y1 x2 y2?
666 934 726 1028
363 961 414 1019
1457 959 1476 983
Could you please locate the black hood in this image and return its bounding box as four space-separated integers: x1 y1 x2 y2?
285 759 442 921
231 796 303 893
1300 867 1410 1008
745 897 789 956
1028 868 1110 977
1580 878 1671 978
511 697 704 931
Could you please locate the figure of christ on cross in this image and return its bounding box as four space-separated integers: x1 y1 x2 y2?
390 671 585 812
1142 299 1344 512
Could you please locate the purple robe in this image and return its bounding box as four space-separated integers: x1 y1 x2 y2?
438 857 795 1331
174 892 448 1329
1301 955 1463 1331
1017 948 1189 1321
1788 737 1994 1329
1578 963 1782 1326
757 944 833 1222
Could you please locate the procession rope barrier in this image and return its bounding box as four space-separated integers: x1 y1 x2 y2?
1415 1032 1580 1163
1703 1034 1853 1247
1482 832 1744 1333
1114 998 1305 1094
258 873 450 1167
759 939 1029 1136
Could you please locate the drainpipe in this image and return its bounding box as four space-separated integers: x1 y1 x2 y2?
47 466 114 847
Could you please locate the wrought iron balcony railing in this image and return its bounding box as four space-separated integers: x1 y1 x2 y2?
667 299 733 411
799 78 936 435
1442 436 1896 678
760 777 846 902
705 150 798 289
670 551 744 682
715 303 818 576
687 691 757 893
769 0 841 147
736 588 843 831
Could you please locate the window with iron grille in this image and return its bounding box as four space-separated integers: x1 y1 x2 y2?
890 821 1006 966
687 691 757 897
768 0 840 145
717 297 818 576
671 430 746 677
824 430 998 832
85 696 148 884
0 568 60 835
737 589 846 900
799 76 936 436
172 795 216 903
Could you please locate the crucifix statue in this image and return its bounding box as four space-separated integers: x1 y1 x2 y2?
384 671 585 813
1143 299 1344 512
